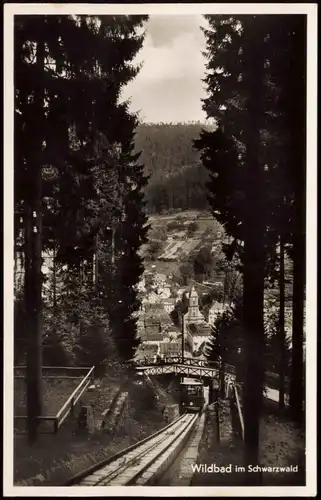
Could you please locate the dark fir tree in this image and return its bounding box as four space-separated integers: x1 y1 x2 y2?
14 14 148 440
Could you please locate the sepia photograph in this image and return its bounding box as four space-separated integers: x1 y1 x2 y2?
3 3 317 497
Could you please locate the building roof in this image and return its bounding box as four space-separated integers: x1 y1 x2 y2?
209 301 225 312
141 328 163 341
145 303 165 312
155 273 167 281
135 344 158 360
138 343 158 354
167 326 180 334
157 310 172 322
144 317 161 327
163 298 176 305
187 323 212 337
159 342 181 355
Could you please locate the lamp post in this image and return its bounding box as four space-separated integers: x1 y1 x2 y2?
181 312 185 364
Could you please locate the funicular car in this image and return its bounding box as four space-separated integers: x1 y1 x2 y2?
180 378 205 414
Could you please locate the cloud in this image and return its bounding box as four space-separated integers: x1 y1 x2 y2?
147 14 207 48
121 15 208 123
124 75 207 124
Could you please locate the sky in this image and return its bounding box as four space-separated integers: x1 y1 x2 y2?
120 15 209 124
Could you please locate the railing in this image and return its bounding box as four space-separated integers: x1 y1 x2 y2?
14 365 95 434
134 357 220 369
134 359 286 390
233 384 244 440
14 365 93 379
13 416 58 434
55 366 95 431
225 363 236 375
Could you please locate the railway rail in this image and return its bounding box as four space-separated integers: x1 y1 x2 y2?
66 412 199 486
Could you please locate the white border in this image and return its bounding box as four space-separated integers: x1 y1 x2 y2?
3 3 318 497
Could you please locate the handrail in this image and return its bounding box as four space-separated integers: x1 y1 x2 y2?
233 384 244 440
14 375 85 380
14 416 56 420
55 366 95 429
14 365 93 371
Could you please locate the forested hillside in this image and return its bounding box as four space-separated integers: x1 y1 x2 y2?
134 123 210 213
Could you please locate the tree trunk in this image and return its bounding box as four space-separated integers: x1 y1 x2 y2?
288 17 306 427
278 237 286 409
94 233 99 288
52 245 57 309
290 234 305 424
111 226 115 268
242 17 266 484
25 39 45 444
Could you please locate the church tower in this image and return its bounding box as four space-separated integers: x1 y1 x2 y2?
186 286 204 324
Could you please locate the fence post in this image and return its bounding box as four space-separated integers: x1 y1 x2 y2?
70 397 75 417
54 418 58 434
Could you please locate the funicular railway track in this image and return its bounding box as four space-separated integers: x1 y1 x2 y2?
66 412 199 486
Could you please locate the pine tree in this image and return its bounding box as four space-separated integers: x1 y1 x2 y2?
262 15 306 423
195 15 284 481
108 115 150 360
15 16 48 442
196 15 307 476
14 15 149 440
239 16 266 480
284 18 306 425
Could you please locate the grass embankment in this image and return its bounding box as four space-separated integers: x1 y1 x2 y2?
191 401 305 487
14 378 80 417
14 371 171 486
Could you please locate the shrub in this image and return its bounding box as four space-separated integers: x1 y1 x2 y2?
167 220 185 232
187 221 199 236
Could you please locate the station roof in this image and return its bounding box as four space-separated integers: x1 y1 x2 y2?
180 379 203 386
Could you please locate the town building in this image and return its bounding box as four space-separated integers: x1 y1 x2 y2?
159 341 181 358
162 298 176 314
140 327 163 345
158 286 171 299
186 323 212 352
137 276 146 293
207 301 226 325
142 291 160 305
177 288 187 300
181 286 218 353
134 343 158 363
